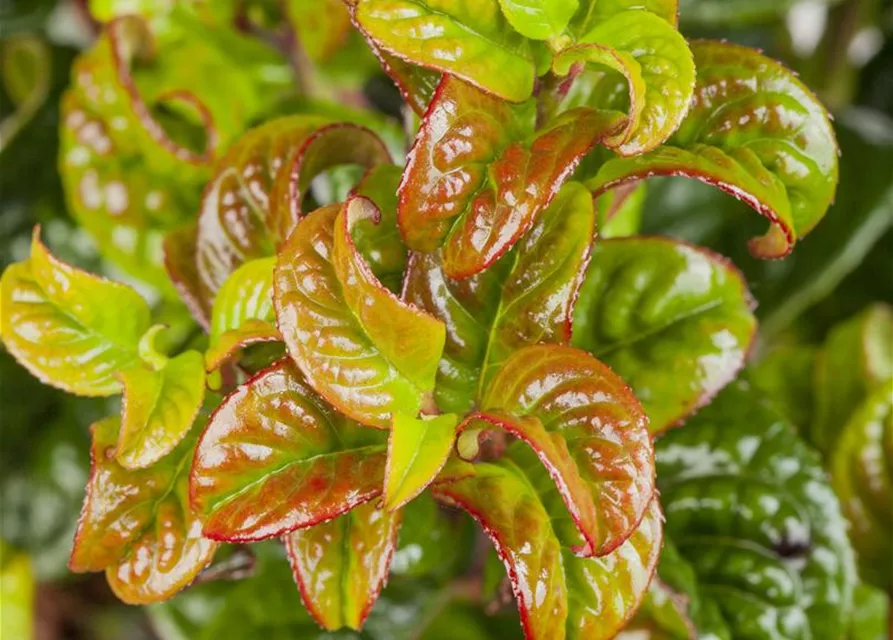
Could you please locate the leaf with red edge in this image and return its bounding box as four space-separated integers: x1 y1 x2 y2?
403 181 595 414
398 75 622 279
274 199 445 428
164 223 211 330
190 360 388 542
371 49 440 115
587 40 839 259
284 500 401 631
70 416 218 604
475 344 654 557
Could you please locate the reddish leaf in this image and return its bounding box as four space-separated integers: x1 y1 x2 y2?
398 76 622 278
284 501 401 631
189 360 388 542
164 223 211 330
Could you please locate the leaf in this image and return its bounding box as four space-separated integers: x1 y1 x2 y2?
206 257 279 371
353 0 536 102
371 49 441 115
274 199 445 428
189 360 388 542
0 230 151 397
0 544 34 640
588 40 839 259
749 344 818 430
117 349 206 469
476 344 654 557
164 223 211 330
656 381 857 639
572 236 757 433
570 0 679 34
385 412 459 511
497 0 577 40
553 10 695 156
284 501 401 630
403 181 595 413
70 416 218 604
285 0 352 62
830 385 893 594
595 181 646 239
398 75 622 278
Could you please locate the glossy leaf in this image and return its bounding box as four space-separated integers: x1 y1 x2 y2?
588 40 839 259
572 237 757 433
570 0 679 34
385 412 458 511
498 0 577 40
477 344 654 557
657 382 857 639
284 500 401 630
0 230 151 396
399 75 622 278
403 181 595 413
274 199 445 428
371 49 441 115
190 360 388 542
830 386 893 593
353 0 536 102
70 417 218 604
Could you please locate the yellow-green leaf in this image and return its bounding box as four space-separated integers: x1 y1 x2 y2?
385 412 459 511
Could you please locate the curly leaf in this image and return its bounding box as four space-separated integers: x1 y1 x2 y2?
399 76 622 278
588 40 838 258
70 417 218 604
351 164 408 292
284 500 401 630
657 382 857 639
274 199 445 427
384 412 458 511
476 344 654 557
403 181 595 413
0 230 151 396
831 386 893 593
572 237 757 433
189 360 388 542
353 0 536 102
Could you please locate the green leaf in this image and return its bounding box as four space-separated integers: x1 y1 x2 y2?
848 583 890 640
830 385 893 593
354 0 536 102
385 412 458 511
656 382 857 639
70 416 219 604
390 492 471 579
572 237 756 433
372 49 441 115
570 0 679 34
588 40 839 259
1 230 151 397
274 199 445 428
399 75 622 278
403 181 595 413
0 544 34 640
190 360 388 541
749 344 818 430
497 0 577 40
285 0 352 62
595 182 646 239
284 501 401 630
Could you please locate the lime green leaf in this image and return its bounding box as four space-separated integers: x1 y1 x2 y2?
0 230 151 397
70 416 218 604
573 237 756 433
0 543 34 640
595 182 646 239
284 501 401 630
498 0 577 40
588 40 839 259
354 0 536 102
570 0 679 34
385 412 458 511
274 199 445 428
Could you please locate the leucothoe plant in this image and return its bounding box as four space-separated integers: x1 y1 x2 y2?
0 1 867 638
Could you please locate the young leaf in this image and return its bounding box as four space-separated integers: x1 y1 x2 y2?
570 0 679 35
572 237 757 433
189 360 388 542
830 386 893 594
284 501 401 630
70 417 218 604
398 76 622 278
657 382 857 639
352 0 536 102
385 412 459 511
274 199 445 428
477 344 654 557
588 40 839 259
498 0 577 40
403 181 595 413
0 230 151 396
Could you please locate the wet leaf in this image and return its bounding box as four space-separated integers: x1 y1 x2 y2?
385 412 458 511
70 416 218 604
403 181 595 413
0 230 151 396
274 199 445 428
284 501 401 630
190 360 388 542
572 237 757 433
588 40 838 259
398 76 621 278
